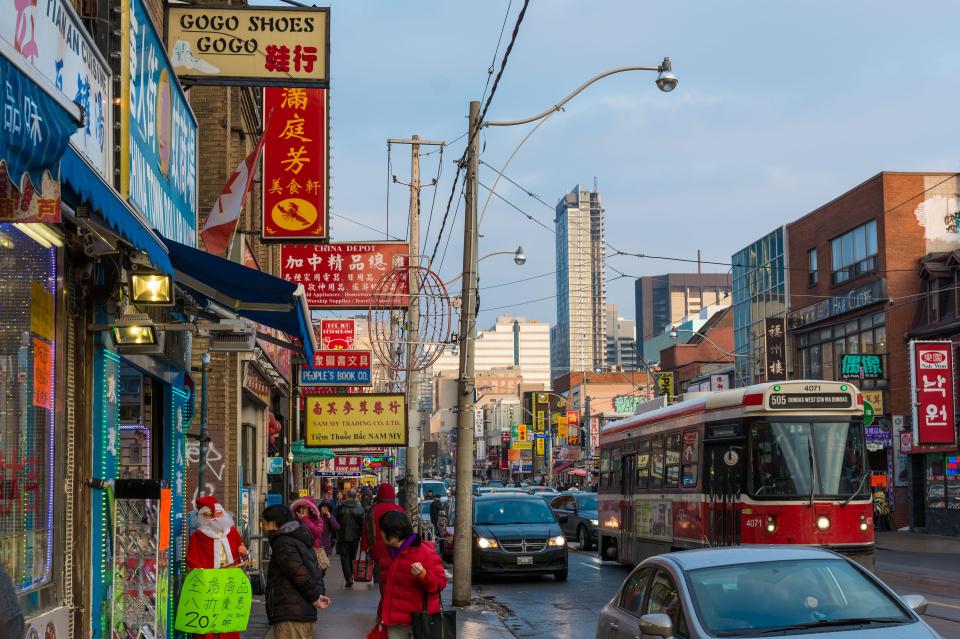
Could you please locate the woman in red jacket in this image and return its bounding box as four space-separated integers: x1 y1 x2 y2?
377 510 447 639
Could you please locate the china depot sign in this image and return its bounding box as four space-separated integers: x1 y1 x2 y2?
262 88 327 242
280 242 410 309
165 6 329 87
121 0 198 246
910 341 958 445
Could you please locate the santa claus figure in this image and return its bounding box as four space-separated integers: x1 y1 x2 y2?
186 496 249 638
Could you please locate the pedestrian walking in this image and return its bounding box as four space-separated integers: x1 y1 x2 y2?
874 487 891 531
319 500 340 557
261 505 331 639
361 484 404 584
0 562 24 639
290 496 330 574
372 511 447 639
428 493 442 539
335 489 366 588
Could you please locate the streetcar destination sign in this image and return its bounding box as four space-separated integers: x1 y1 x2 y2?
768 393 852 410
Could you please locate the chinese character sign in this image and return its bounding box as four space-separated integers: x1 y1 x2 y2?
300 349 372 386
174 568 252 634
122 0 198 246
840 354 884 380
166 7 329 86
0 0 111 176
319 319 355 349
304 394 407 447
911 341 957 445
262 87 327 242
281 242 410 308
764 316 787 381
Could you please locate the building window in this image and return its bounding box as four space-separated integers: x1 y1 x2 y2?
797 312 885 388
807 249 818 286
830 220 878 285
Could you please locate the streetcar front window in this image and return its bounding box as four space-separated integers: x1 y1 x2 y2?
749 421 866 499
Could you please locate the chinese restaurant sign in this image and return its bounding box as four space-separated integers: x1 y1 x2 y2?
910 341 957 445
165 6 329 87
0 54 78 223
765 316 786 381
313 455 363 477
300 349 372 387
304 394 407 447
318 318 355 349
174 568 251 634
0 0 111 176
262 87 327 241
281 242 410 308
840 354 883 380
121 0 198 246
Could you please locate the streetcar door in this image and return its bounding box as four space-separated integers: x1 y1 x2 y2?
704 441 742 547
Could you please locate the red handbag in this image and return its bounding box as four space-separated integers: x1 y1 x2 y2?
353 551 374 582
365 622 388 639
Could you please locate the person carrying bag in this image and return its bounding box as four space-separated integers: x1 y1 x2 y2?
368 511 452 639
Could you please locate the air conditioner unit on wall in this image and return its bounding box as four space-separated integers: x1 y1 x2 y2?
208 318 258 352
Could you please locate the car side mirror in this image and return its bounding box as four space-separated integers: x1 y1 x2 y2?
638 613 673 638
901 594 928 615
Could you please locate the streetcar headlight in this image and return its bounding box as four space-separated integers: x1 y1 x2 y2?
859 514 869 531
548 535 566 547
477 537 498 549
816 515 831 531
765 515 777 534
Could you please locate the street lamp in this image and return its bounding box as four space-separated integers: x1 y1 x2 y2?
452 59 676 606
444 246 525 286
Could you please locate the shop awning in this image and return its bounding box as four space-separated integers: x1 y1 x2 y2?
291 441 335 463
569 468 588 478
0 43 82 196
553 461 573 473
164 239 318 359
60 147 174 275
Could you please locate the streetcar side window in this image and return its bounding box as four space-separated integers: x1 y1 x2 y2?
600 447 612 490
650 436 665 489
665 433 681 488
622 453 635 495
636 440 651 490
681 430 700 489
612 447 623 492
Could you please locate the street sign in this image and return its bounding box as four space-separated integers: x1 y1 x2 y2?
656 372 675 397
863 400 875 427
300 349 372 386
518 424 527 441
536 437 544 456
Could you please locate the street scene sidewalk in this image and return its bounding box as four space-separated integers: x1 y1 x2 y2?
243 552 514 639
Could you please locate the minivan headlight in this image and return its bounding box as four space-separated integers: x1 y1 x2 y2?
548 535 566 547
590 519 599 526
477 537 498 549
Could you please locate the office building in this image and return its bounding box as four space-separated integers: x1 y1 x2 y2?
634 273 731 360
553 184 606 379
604 304 639 371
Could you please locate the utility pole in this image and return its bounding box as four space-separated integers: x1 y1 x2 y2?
387 136 444 517
453 101 480 607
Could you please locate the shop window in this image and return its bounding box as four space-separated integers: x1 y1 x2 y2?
0 224 58 597
926 455 946 510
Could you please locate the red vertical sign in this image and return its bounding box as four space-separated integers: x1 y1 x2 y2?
262 88 328 241
912 341 957 445
319 319 355 349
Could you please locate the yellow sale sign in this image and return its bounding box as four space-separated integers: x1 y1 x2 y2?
305 393 407 447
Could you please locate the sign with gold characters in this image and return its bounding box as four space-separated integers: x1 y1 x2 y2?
304 394 406 447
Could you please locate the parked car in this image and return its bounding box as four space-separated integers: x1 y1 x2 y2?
597 546 937 639
549 492 598 550
438 494 568 581
483 480 506 488
419 479 448 499
477 486 528 495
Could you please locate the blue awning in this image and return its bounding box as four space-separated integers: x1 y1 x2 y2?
164 239 317 360
60 146 173 275
0 44 81 190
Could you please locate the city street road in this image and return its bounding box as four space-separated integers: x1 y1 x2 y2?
476 547 960 639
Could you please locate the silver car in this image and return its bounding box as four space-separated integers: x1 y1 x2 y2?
597 546 938 639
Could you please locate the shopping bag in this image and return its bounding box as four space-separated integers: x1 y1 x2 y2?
353 552 374 582
365 621 388 639
315 547 331 572
411 590 456 639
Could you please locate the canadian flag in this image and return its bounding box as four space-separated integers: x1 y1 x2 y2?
200 134 268 256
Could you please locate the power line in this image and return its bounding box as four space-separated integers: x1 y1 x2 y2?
330 213 404 241
422 143 445 254
480 0 514 105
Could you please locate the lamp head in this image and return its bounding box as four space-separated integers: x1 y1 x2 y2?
514 246 527 265
669 326 678 339
656 57 678 93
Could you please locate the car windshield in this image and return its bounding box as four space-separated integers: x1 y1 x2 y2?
576 494 597 510
749 421 867 499
485 481 505 487
474 499 556 525
421 481 446 497
686 558 911 636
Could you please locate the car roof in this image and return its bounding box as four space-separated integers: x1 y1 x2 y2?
472 492 542 500
660 546 841 571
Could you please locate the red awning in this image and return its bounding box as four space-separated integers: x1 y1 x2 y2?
553 461 573 473
569 468 587 477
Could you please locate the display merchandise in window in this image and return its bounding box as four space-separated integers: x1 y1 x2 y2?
0 224 58 594
926 455 946 510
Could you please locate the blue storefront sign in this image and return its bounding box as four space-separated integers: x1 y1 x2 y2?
121 0 198 246
300 349 373 387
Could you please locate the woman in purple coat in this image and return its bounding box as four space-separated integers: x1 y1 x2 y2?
318 500 340 556
290 497 327 569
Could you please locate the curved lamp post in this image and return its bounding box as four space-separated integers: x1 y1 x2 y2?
452 58 677 606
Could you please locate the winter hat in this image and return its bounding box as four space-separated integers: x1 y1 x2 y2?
376 484 396 501
196 495 222 515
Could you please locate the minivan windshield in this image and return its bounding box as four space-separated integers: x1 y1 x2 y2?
420 481 446 498
474 499 555 525
576 494 598 511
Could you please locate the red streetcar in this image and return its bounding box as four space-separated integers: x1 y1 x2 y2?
597 380 875 569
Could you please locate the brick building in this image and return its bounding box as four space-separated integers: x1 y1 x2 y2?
658 307 734 393
787 172 960 530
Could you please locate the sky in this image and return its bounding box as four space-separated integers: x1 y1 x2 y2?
295 0 960 329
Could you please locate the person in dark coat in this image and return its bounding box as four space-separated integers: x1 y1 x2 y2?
261 505 331 639
335 489 366 587
376 511 447 639
0 563 23 639
428 494 442 539
361 484 404 584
